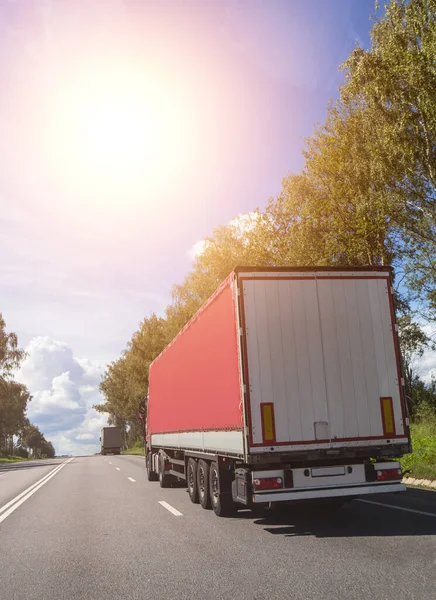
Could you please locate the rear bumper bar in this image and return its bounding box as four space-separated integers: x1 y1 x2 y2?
252 482 406 503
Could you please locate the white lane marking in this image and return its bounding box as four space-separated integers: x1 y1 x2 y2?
158 500 183 516
0 458 74 525
116 467 121 471
108 461 112 464
0 459 71 516
128 477 136 483
356 498 436 519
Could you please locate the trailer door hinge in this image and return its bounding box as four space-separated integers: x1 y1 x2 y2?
239 327 244 337
401 378 405 387
395 323 399 332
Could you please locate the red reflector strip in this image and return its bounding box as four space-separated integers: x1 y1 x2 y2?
380 397 396 435
260 403 276 443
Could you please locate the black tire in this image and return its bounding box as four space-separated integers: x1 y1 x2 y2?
159 453 171 488
187 458 199 503
146 452 158 482
209 461 236 517
197 460 211 509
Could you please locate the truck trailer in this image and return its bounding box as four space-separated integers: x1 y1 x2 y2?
145 267 411 516
100 427 122 455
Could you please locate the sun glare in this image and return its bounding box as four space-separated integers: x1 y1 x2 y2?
49 68 192 200
80 97 158 171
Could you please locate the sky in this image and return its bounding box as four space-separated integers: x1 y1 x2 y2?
1 0 434 455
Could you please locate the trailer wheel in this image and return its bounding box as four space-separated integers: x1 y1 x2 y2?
197 460 211 509
158 454 171 488
187 458 199 503
146 452 158 482
209 461 236 517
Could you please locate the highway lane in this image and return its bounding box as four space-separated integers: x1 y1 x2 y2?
0 455 435 600
0 458 69 510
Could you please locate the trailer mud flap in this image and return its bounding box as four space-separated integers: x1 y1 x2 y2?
232 468 251 506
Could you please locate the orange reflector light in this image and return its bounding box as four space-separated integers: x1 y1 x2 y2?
260 403 276 443
380 397 396 435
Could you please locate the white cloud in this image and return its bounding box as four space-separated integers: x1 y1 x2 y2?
187 212 261 260
75 433 95 441
187 239 208 260
16 336 108 455
412 323 436 383
418 350 436 383
228 212 261 238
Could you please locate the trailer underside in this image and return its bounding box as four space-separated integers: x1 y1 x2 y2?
145 441 407 517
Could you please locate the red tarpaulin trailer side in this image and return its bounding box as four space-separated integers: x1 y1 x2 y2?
147 274 243 438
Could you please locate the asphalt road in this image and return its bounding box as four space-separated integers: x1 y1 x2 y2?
0 455 435 600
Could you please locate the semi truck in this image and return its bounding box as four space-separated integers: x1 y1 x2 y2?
100 427 122 455
145 267 411 516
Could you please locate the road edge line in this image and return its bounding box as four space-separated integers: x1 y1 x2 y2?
0 458 74 524
356 498 436 519
0 459 71 516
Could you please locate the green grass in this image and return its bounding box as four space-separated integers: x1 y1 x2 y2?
401 416 436 481
122 442 145 456
122 447 145 455
0 456 29 463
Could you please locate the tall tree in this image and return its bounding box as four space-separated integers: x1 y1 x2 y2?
0 315 29 454
20 422 44 457
341 0 436 314
397 306 435 413
96 314 169 442
0 313 26 379
0 380 31 447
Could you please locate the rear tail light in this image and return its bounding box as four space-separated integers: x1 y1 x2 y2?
253 477 283 491
376 468 402 481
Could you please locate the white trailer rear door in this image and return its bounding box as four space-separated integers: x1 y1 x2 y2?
239 272 407 453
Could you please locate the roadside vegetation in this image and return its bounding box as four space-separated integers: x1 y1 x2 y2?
122 442 145 456
0 314 56 460
0 456 29 463
401 412 436 481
